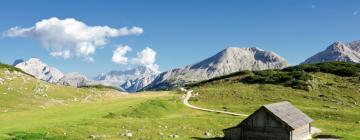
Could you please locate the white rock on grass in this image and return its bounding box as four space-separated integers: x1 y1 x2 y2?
88 135 96 139
4 70 10 75
125 132 132 137
169 134 179 138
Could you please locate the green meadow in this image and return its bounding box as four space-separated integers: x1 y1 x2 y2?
0 62 359 139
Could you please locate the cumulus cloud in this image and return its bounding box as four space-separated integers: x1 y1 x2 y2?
112 45 132 64
133 47 159 72
112 46 159 72
3 17 143 61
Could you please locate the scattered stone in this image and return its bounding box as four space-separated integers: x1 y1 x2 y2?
4 70 10 75
169 134 179 138
88 135 96 139
204 132 211 136
125 132 132 137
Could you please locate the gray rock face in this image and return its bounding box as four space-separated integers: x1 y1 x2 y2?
145 47 289 90
120 75 158 92
58 72 98 87
14 58 64 83
303 41 360 64
95 66 159 92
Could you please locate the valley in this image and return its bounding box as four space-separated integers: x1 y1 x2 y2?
0 62 359 139
2 2 360 140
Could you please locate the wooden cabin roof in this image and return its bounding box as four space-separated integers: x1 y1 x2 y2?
263 101 313 129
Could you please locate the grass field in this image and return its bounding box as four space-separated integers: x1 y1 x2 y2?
1 62 360 139
0 63 245 140
190 73 360 140
0 92 246 140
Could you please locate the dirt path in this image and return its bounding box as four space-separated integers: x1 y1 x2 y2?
182 90 248 117
182 89 323 138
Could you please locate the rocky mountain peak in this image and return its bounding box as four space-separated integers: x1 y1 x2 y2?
95 66 160 92
14 58 64 83
144 47 289 90
304 40 360 64
58 72 98 87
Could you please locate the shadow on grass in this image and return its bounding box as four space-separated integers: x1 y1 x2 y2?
191 137 224 140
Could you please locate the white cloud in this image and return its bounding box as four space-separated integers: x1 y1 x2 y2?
111 46 159 72
3 17 143 61
112 45 132 64
133 47 159 72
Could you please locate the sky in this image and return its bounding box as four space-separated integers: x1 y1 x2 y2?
1 0 360 77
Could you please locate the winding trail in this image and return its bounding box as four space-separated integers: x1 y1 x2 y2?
182 89 322 137
182 90 248 117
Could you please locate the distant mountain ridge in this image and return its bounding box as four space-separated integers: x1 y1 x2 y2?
144 47 289 90
58 72 99 87
14 47 290 92
13 58 158 92
95 66 159 92
304 41 360 64
14 58 100 88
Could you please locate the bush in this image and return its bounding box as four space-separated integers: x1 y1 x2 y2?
187 62 359 91
285 62 360 77
242 70 312 90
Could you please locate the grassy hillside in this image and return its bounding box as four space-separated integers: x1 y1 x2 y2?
0 64 127 112
188 62 360 139
0 64 242 139
0 91 245 140
1 62 359 139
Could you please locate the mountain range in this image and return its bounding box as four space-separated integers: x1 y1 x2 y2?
95 66 159 92
12 41 360 92
144 47 289 90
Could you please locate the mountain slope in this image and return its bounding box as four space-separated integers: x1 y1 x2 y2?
58 72 98 87
145 47 289 90
95 66 159 92
0 63 126 112
304 41 360 64
14 58 64 83
187 62 360 139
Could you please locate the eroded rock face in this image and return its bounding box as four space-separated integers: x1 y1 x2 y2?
303 41 360 64
145 47 289 90
58 72 98 87
14 58 64 83
95 66 159 92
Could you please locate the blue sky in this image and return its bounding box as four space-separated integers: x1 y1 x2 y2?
1 0 360 77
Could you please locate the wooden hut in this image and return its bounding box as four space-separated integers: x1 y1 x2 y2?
224 101 313 140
